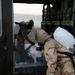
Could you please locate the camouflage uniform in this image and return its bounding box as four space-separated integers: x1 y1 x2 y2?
44 40 75 75
36 28 75 75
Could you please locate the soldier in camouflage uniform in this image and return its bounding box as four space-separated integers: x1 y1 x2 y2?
35 27 75 75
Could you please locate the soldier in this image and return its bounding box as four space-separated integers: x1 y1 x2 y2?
15 19 35 46
15 20 35 62
35 27 75 75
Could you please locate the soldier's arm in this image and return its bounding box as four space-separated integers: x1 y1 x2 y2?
44 39 57 75
25 31 35 45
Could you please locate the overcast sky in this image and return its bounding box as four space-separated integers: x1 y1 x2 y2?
13 3 43 15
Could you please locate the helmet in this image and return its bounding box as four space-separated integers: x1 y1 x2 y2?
26 20 34 29
53 27 75 49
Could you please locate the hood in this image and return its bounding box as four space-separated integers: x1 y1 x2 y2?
35 28 50 44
